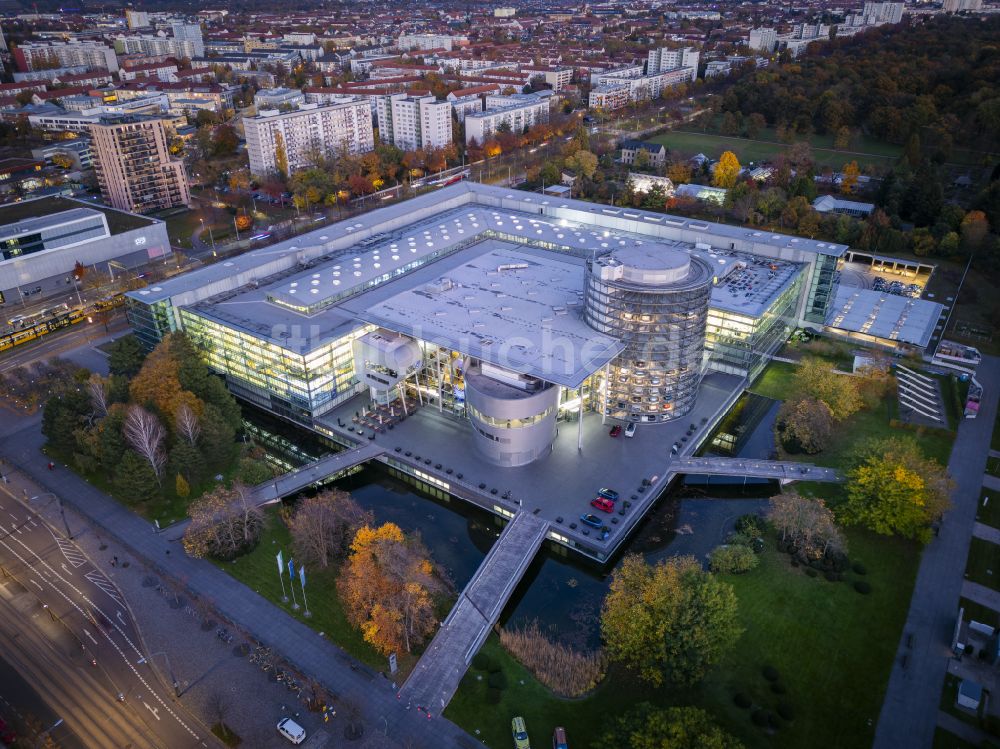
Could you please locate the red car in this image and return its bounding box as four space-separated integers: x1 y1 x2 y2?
609 425 622 437
590 497 615 513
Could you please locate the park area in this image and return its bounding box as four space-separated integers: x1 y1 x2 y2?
445 352 953 748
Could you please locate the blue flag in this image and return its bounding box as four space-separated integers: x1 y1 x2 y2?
299 565 306 589
288 558 296 580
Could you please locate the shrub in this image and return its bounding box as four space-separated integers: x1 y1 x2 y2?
498 620 607 698
853 562 867 575
768 712 781 730
472 652 493 672
805 568 818 577
486 687 502 704
762 665 780 682
855 581 872 594
771 681 787 694
735 514 763 536
734 693 752 709
824 570 838 582
752 709 770 727
487 670 508 690
777 702 795 721
709 545 760 574
790 558 799 567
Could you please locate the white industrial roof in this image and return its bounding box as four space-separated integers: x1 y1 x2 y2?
826 286 944 347
358 244 624 388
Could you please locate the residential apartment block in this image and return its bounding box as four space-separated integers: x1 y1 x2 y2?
170 22 205 58
90 116 190 214
376 93 452 152
396 33 468 52
446 84 501 122
464 92 550 145
523 66 573 91
589 67 693 110
646 47 699 82
243 99 374 178
862 2 905 24
747 28 778 52
13 40 119 73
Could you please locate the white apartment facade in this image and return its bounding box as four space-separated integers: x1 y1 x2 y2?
13 40 119 73
396 33 468 52
646 47 700 82
523 66 573 91
171 22 205 58
943 0 982 10
465 93 549 144
862 2 905 24
588 67 693 110
376 93 453 152
244 99 374 178
747 28 778 52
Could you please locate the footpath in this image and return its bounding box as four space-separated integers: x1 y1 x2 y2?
0 417 480 749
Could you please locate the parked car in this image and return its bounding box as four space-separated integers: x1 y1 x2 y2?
512 716 531 749
590 497 615 513
580 513 604 529
609 425 622 437
277 718 306 745
552 727 569 749
624 422 637 438
598 488 619 501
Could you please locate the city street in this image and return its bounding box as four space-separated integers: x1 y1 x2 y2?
0 481 217 748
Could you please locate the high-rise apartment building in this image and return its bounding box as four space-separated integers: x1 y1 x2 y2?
747 28 778 52
91 116 190 214
243 99 374 178
943 0 982 11
862 2 905 24
376 93 452 152
646 47 700 82
396 33 468 52
13 40 119 73
170 22 205 58
465 93 549 145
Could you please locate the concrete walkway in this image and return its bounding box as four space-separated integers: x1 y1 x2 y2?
973 521 1000 546
983 474 1000 492
961 580 1000 613
251 442 385 504
937 710 994 747
0 418 480 749
399 511 550 716
874 355 1000 749
670 457 842 482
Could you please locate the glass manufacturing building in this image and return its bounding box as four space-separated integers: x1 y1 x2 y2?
128 182 911 467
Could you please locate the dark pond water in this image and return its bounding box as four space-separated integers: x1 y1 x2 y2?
243 396 781 651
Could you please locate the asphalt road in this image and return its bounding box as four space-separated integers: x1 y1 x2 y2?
0 311 128 375
0 484 216 749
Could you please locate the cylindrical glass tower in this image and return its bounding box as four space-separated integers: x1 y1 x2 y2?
584 245 712 424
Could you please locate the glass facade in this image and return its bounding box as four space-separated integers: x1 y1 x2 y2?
706 271 803 382
125 296 177 350
584 258 712 423
179 308 370 423
804 253 839 325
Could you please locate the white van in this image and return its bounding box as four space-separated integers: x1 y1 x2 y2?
277 717 306 745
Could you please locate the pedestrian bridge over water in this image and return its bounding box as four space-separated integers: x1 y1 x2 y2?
671 457 843 483
250 442 386 504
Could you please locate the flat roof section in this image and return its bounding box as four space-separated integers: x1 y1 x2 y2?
826 286 944 347
0 206 107 240
359 243 625 388
0 196 157 235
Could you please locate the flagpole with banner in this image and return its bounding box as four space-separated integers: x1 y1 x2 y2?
299 565 311 618
288 557 300 610
276 550 288 603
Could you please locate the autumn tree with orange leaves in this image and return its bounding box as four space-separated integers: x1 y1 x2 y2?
337 522 451 655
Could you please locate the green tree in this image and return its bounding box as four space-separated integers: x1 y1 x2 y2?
169 440 205 485
790 357 863 420
843 436 952 542
114 451 160 505
42 389 91 455
107 335 147 378
199 403 237 471
601 555 741 686
565 150 598 180
595 704 744 749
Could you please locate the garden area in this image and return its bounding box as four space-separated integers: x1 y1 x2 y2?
446 524 918 749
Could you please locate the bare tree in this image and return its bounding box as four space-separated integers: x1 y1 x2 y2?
123 405 167 482
289 489 373 569
175 402 201 446
182 484 264 560
88 373 110 419
767 492 845 561
206 690 229 726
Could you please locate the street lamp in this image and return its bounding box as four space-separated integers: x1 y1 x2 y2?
31 492 73 540
34 717 63 749
138 652 180 697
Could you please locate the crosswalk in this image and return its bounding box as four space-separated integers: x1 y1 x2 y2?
55 536 87 568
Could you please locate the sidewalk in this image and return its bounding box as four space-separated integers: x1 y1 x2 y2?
937 711 994 747
0 419 481 749
972 521 1000 545
961 580 1000 613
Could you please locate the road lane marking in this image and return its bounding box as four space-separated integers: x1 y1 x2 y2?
83 628 99 644
53 535 86 568
61 563 73 577
84 571 126 609
143 702 160 720
28 579 42 591
0 527 202 741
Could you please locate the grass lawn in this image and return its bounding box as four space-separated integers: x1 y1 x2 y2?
965 538 1000 592
940 674 994 735
215 507 421 678
648 129 901 170
446 527 918 749
978 491 1000 530
959 597 1000 628
987 458 1000 478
